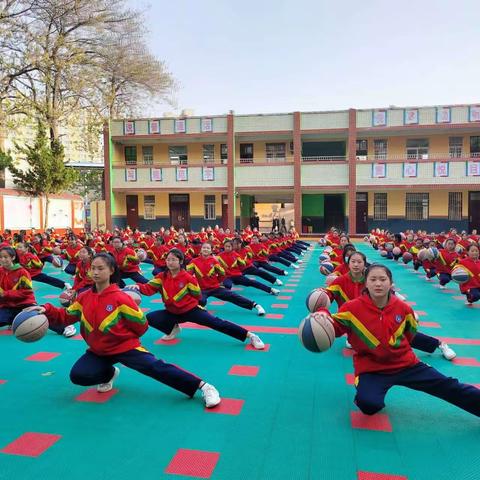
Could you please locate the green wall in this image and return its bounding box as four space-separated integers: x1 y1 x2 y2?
240 195 253 217
302 194 324 216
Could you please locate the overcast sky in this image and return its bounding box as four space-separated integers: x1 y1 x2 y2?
133 0 480 116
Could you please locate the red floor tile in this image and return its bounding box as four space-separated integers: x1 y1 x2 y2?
182 322 208 330
282 289 295 292
231 287 243 291
452 357 480 367
228 365 259 376
358 472 408 480
207 310 216 315
437 337 480 345
71 334 83 340
154 338 181 345
285 284 297 287
265 313 284 319
242 325 297 334
141 308 150 312
1 432 61 457
210 301 226 306
350 411 392 432
342 348 354 357
0 330 13 336
271 303 289 309
205 398 244 415
0 380 6 384
452 296 465 301
76 388 118 403
151 298 163 303
406 301 416 306
414 310 427 316
277 296 292 300
165 449 220 478
419 321 440 328
345 373 355 385
42 294 58 299
245 343 271 351
25 352 60 362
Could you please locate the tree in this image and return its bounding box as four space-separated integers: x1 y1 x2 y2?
8 123 78 228
70 167 103 201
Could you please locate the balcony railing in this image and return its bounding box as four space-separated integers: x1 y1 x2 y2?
302 156 346 162
238 157 294 164
356 152 480 162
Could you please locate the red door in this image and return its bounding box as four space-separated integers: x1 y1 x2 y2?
126 195 139 229
221 195 228 229
469 191 480 231
169 194 190 230
356 192 368 234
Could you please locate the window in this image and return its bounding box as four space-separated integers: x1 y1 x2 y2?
240 143 254 163
266 143 286 162
406 193 429 220
203 144 215 163
142 146 153 165
356 139 368 157
470 136 480 157
373 193 387 220
448 192 462 220
144 195 155 220
374 139 387 160
449 137 463 158
220 144 228 162
406 139 429 160
204 195 216 220
169 145 188 165
124 146 137 165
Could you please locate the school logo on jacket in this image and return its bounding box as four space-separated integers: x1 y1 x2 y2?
106 305 114 312
178 282 184 288
395 315 403 324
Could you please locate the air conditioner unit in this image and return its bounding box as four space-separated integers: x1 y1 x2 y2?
221 158 228 165
356 155 367 161
421 154 429 160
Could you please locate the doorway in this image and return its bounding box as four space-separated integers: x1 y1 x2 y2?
169 194 190 230
469 191 480 232
324 194 345 232
356 192 368 233
126 195 139 229
221 195 228 229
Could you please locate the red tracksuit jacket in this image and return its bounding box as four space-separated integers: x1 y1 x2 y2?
0 265 36 308
328 294 419 376
217 251 245 277
138 269 201 314
73 260 93 291
18 252 44 278
326 272 365 307
44 284 146 355
454 257 480 293
186 256 225 290
111 247 140 273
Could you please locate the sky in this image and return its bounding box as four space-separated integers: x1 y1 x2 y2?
131 0 480 116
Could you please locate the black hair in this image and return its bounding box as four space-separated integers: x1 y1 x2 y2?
81 246 95 259
347 251 367 265
223 239 234 246
394 233 402 243
111 236 123 244
167 248 185 265
342 243 357 263
364 263 393 283
0 246 20 264
92 253 121 285
466 243 479 253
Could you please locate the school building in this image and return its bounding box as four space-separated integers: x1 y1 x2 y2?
104 104 480 235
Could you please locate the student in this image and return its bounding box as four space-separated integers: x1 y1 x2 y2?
322 263 480 417
147 235 169 276
454 243 480 305
26 253 221 408
0 246 75 337
433 238 459 289
72 246 95 293
109 236 149 287
325 252 456 360
128 248 265 348
187 243 266 316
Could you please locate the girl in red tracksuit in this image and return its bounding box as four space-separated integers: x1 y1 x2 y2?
60 235 83 275
433 238 459 289
147 236 169 276
218 240 279 296
172 234 194 263
110 236 149 287
130 248 265 349
186 243 266 316
249 236 287 277
0 246 72 336
453 243 480 305
319 264 480 418
16 242 69 290
324 252 456 361
28 252 222 408
72 247 94 293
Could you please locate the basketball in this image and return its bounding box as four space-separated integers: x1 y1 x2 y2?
417 248 429 261
319 261 334 275
384 242 394 251
318 253 329 263
323 246 333 254
305 288 331 313
455 244 465 254
52 246 62 255
363 235 370 243
402 252 413 263
59 290 76 307
122 288 142 305
380 250 388 257
52 255 64 268
428 247 439 260
392 247 402 256
12 310 49 343
136 248 147 262
451 267 470 284
298 311 335 353
318 238 327 246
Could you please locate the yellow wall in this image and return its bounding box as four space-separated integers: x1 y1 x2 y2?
387 191 405 216
235 141 291 162
429 191 448 216
113 192 126 215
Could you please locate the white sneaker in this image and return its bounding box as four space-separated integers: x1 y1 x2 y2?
345 339 353 349
439 285 446 290
254 304 265 316
275 278 283 286
297 260 303 264
64 282 72 290
425 276 432 281
161 324 181 341
292 264 299 269
283 270 289 276
249 333 265 349
438 343 456 360
201 383 221 408
63 325 77 337
465 301 473 306
97 366 120 393
270 288 280 296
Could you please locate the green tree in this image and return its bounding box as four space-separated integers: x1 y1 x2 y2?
9 123 78 228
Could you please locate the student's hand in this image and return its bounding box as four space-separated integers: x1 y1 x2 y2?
123 285 140 291
23 305 46 314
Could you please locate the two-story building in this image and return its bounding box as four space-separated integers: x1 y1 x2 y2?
105 104 480 234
